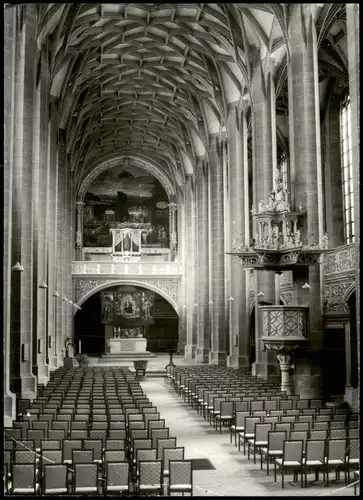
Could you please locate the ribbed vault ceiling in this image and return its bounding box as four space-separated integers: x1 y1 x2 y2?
29 3 348 191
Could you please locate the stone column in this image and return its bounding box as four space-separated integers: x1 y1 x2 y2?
10 6 37 400
196 159 211 363
48 101 59 370
276 353 293 395
209 135 227 365
4 5 17 425
75 201 84 261
185 177 198 361
227 104 250 368
169 201 177 261
32 63 49 386
346 3 360 409
288 5 324 398
177 198 186 354
251 53 279 381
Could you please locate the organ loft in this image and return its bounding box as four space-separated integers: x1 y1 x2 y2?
3 3 360 496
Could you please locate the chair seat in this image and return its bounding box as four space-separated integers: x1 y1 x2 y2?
216 415 232 420
348 459 359 465
76 487 98 493
326 459 344 465
170 484 192 490
303 459 323 466
139 484 161 490
45 487 68 494
107 485 129 492
275 459 301 466
231 426 244 432
13 488 36 494
260 448 283 456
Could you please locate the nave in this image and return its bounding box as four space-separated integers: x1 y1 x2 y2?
4 363 359 497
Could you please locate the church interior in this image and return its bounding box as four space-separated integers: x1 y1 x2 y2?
3 2 360 496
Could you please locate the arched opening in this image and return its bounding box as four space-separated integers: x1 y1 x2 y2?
347 291 358 389
74 284 179 356
249 306 255 365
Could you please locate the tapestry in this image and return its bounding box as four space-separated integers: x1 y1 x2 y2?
101 291 114 324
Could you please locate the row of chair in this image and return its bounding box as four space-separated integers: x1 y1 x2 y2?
5 366 194 495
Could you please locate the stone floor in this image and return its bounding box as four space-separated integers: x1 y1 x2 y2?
88 355 357 496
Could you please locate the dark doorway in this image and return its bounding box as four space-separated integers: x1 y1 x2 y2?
74 293 104 355
323 329 346 397
249 307 255 365
347 292 358 389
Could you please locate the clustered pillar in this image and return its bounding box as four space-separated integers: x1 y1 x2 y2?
227 104 250 368
4 5 74 423
251 54 280 382
288 4 324 398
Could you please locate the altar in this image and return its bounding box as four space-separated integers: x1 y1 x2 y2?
109 337 147 354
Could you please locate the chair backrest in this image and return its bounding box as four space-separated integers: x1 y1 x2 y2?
109 421 126 429
157 437 177 459
63 439 83 462
26 428 45 449
41 449 63 472
47 428 66 441
255 423 273 442
14 440 34 450
274 422 291 437
280 415 297 424
72 449 94 464
74 463 98 493
264 400 278 411
220 401 234 416
298 415 314 425
70 429 88 440
347 438 359 460
109 429 127 440
151 428 170 448
71 420 88 430
163 447 185 472
296 399 309 410
89 429 107 442
234 411 249 428
330 420 347 429
91 422 108 430
305 439 325 462
148 419 166 435
44 464 68 494
106 462 130 492
104 449 126 466
139 460 162 487
348 428 359 439
263 416 280 425
105 438 126 450
280 400 293 411
129 421 146 431
283 440 303 463
51 420 69 433
12 463 36 494
250 400 264 412
133 438 152 457
310 429 328 440
313 421 329 430
268 430 287 451
293 421 310 431
13 450 36 464
290 430 308 444
169 460 192 489
234 401 249 413
326 438 347 461
270 410 284 417
144 413 160 426
330 428 347 439
245 416 261 434
136 448 157 468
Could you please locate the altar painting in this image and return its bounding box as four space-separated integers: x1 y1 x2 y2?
101 292 114 324
83 163 169 248
115 292 141 319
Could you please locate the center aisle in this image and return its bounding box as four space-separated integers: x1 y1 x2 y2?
140 378 355 497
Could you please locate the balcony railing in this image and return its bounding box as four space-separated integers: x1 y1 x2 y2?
324 244 355 276
72 261 182 276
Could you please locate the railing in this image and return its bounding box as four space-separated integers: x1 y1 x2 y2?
72 261 182 276
324 244 355 276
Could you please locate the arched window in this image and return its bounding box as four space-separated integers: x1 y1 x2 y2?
339 94 354 244
278 152 289 192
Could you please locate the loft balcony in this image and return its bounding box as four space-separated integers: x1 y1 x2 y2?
72 260 182 277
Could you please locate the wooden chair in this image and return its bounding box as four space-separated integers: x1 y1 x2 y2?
274 440 304 488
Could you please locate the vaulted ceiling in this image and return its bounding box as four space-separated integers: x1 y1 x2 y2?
20 3 349 192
